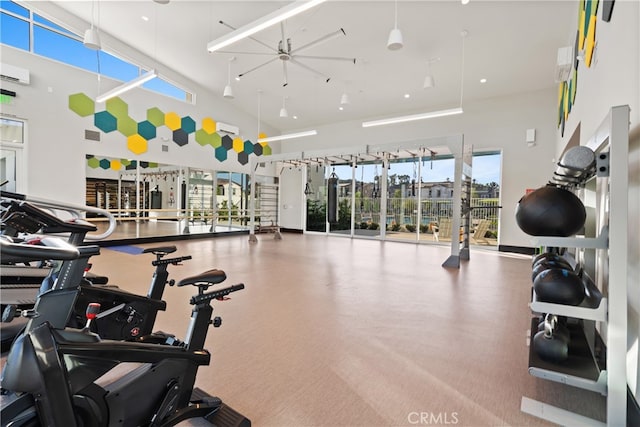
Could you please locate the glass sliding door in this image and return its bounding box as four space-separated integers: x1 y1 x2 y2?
418 156 455 243
387 158 419 241
328 164 353 235
305 164 326 232
354 162 382 238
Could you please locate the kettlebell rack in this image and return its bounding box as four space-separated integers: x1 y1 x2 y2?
521 105 630 427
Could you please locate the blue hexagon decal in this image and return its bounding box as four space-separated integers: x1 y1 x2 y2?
243 140 254 154
99 158 111 170
181 116 196 134
94 111 117 133
138 120 157 140
173 129 189 146
215 146 228 162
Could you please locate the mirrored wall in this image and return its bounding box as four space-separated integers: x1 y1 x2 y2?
85 154 251 240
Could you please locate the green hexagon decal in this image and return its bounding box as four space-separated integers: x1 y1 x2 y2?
118 116 138 137
105 97 128 120
95 111 117 132
195 129 213 146
211 133 222 148
147 107 164 127
87 157 100 168
138 120 157 140
69 93 95 117
127 134 148 155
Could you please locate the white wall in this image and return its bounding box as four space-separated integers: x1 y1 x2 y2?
277 88 559 247
0 46 279 206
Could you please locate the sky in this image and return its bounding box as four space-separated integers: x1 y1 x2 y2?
332 153 501 185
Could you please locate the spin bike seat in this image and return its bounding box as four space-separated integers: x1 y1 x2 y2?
142 246 177 256
177 269 226 287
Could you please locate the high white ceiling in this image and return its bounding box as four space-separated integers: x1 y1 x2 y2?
45 1 577 132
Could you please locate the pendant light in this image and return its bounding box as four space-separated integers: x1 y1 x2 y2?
423 57 440 89
387 0 403 50
279 96 288 118
223 57 235 99
83 0 101 50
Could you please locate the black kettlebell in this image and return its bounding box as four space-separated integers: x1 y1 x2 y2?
533 253 572 269
533 330 569 363
531 260 573 282
537 315 571 344
533 268 585 306
532 252 565 266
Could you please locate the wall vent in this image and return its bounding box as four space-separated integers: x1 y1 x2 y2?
85 130 101 141
162 145 169 152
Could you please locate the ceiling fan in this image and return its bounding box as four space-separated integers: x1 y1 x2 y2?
215 20 356 87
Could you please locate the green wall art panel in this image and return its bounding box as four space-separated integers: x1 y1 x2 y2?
70 93 271 164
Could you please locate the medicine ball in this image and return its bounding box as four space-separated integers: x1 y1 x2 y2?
531 260 572 282
533 268 585 306
515 186 586 236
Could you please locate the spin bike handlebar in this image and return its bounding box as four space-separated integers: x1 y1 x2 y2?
190 283 245 305
0 235 80 263
152 255 193 267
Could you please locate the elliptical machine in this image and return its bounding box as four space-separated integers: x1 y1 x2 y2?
0 236 250 427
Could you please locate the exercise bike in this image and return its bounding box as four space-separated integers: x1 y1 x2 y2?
0 236 250 427
1 197 191 342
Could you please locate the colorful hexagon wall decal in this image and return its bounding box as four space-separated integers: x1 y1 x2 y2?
127 134 148 155
202 117 216 134
138 120 157 140
195 129 213 146
105 97 128 120
94 111 117 133
243 140 254 154
237 151 249 165
147 107 164 127
87 157 100 168
221 135 233 150
173 129 189 146
117 116 138 137
165 112 181 131
69 93 94 117
211 133 222 148
215 146 228 162
181 116 196 134
70 93 272 162
110 159 122 170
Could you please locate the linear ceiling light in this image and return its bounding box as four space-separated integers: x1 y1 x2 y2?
362 108 463 128
96 69 157 103
207 0 327 53
257 130 317 143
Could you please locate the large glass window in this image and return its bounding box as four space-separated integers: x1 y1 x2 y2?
1 12 29 50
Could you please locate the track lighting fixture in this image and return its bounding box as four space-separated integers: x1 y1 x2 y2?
387 0 403 50
96 69 156 103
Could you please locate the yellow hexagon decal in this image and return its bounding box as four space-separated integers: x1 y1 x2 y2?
258 132 267 141
165 112 181 131
233 137 244 153
127 134 148 155
110 159 122 170
202 117 216 134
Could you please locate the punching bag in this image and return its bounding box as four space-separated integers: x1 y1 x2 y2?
328 172 338 223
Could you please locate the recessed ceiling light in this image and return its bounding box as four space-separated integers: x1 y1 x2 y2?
404 93 410 99
141 15 149 21
480 78 487 83
339 106 344 111
293 115 298 119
